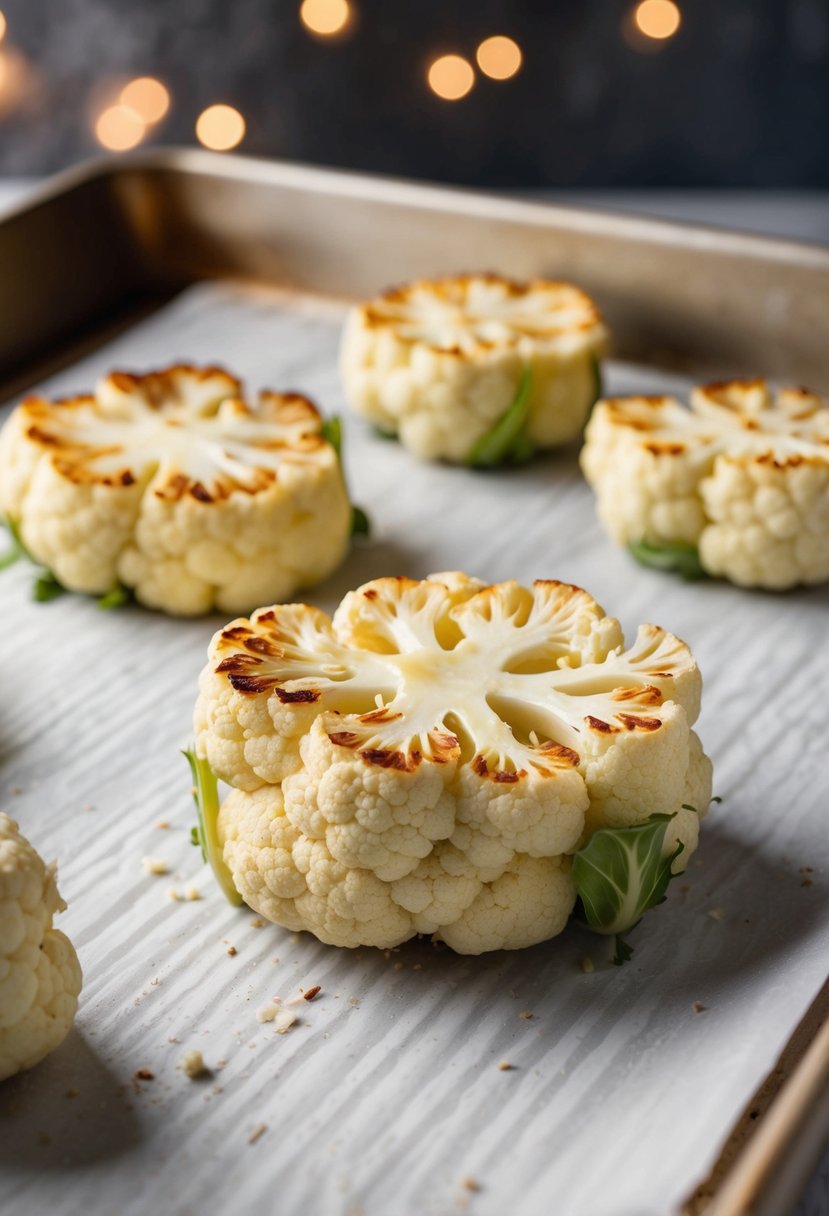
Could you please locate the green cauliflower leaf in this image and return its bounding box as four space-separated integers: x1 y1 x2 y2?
183 747 243 906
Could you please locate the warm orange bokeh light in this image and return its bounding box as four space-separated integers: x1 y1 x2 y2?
195 104 246 151
427 55 475 101
120 77 170 124
95 104 146 152
634 0 681 40
299 0 350 37
0 12 7 43
476 35 522 80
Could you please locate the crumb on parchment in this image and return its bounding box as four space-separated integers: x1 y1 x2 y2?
498 1061 513 1071
248 1123 267 1145
179 1050 209 1079
142 857 169 876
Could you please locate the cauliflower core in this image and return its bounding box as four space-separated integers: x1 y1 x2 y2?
0 814 82 1081
195 573 711 954
581 379 829 590
0 365 352 615
340 274 607 462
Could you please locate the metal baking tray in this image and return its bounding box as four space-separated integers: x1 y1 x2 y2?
1 151 828 1216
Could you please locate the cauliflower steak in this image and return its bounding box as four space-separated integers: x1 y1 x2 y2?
340 274 607 463
581 378 829 590
0 365 352 615
0 815 82 1082
194 573 711 954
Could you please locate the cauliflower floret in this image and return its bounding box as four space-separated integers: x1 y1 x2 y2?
581 379 829 590
341 275 607 464
0 814 82 1082
0 366 352 615
196 574 711 955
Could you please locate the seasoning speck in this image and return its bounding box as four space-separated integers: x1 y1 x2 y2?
692 1001 707 1014
498 1060 513 1071
179 1050 208 1079
248 1123 267 1145
134 1068 155 1081
226 946 237 957
519 1010 534 1020
581 957 594 974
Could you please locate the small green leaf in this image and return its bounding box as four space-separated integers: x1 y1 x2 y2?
183 747 243 906
98 583 132 610
321 415 342 459
590 354 603 408
612 935 634 967
572 812 684 963
0 517 30 570
351 505 371 537
190 825 200 847
372 425 398 442
629 539 706 582
467 367 535 468
33 569 66 602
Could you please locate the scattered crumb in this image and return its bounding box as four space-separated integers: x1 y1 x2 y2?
82 803 95 812
498 1061 513 1071
134 1068 155 1081
142 857 169 876
707 908 726 921
581 957 594 974
393 962 404 972
10 786 22 796
519 1010 534 1020
227 946 238 957
65 1087 79 1099
275 1010 298 1034
800 866 815 874
303 985 321 1002
383 949 392 959
185 886 202 901
257 1006 278 1024
167 888 182 902
692 1001 707 1014
412 963 423 971
179 1050 209 1079
250 917 266 928
801 878 814 888
155 820 171 830
168 1036 181 1044
248 1123 267 1145
462 1178 480 1193
348 996 359 1007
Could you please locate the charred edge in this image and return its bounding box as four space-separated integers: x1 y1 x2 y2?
120 470 135 486
328 731 359 748
244 636 279 656
585 715 619 734
649 671 675 679
221 625 252 640
532 579 586 598
360 747 420 772
215 654 261 673
274 688 319 704
643 441 686 456
538 741 580 766
256 610 276 623
190 482 213 503
363 589 378 600
616 713 662 732
228 673 277 694
428 731 461 762
359 708 403 724
612 685 663 705
472 754 522 783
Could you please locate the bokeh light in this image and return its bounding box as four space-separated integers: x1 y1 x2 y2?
195 104 246 151
120 77 170 124
634 0 681 40
476 36 522 80
95 104 146 152
0 12 7 43
299 0 350 37
427 55 475 101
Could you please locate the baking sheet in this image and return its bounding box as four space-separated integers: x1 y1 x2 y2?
2 281 827 1216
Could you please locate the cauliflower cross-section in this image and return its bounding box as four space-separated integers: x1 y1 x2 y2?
195 572 711 954
581 378 829 590
340 274 607 463
0 814 82 1082
0 365 352 615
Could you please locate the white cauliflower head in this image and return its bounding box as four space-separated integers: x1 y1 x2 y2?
340 274 607 463
581 378 829 590
0 365 353 615
0 814 82 1082
194 573 711 954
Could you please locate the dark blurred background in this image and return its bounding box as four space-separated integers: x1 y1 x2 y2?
0 0 827 186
